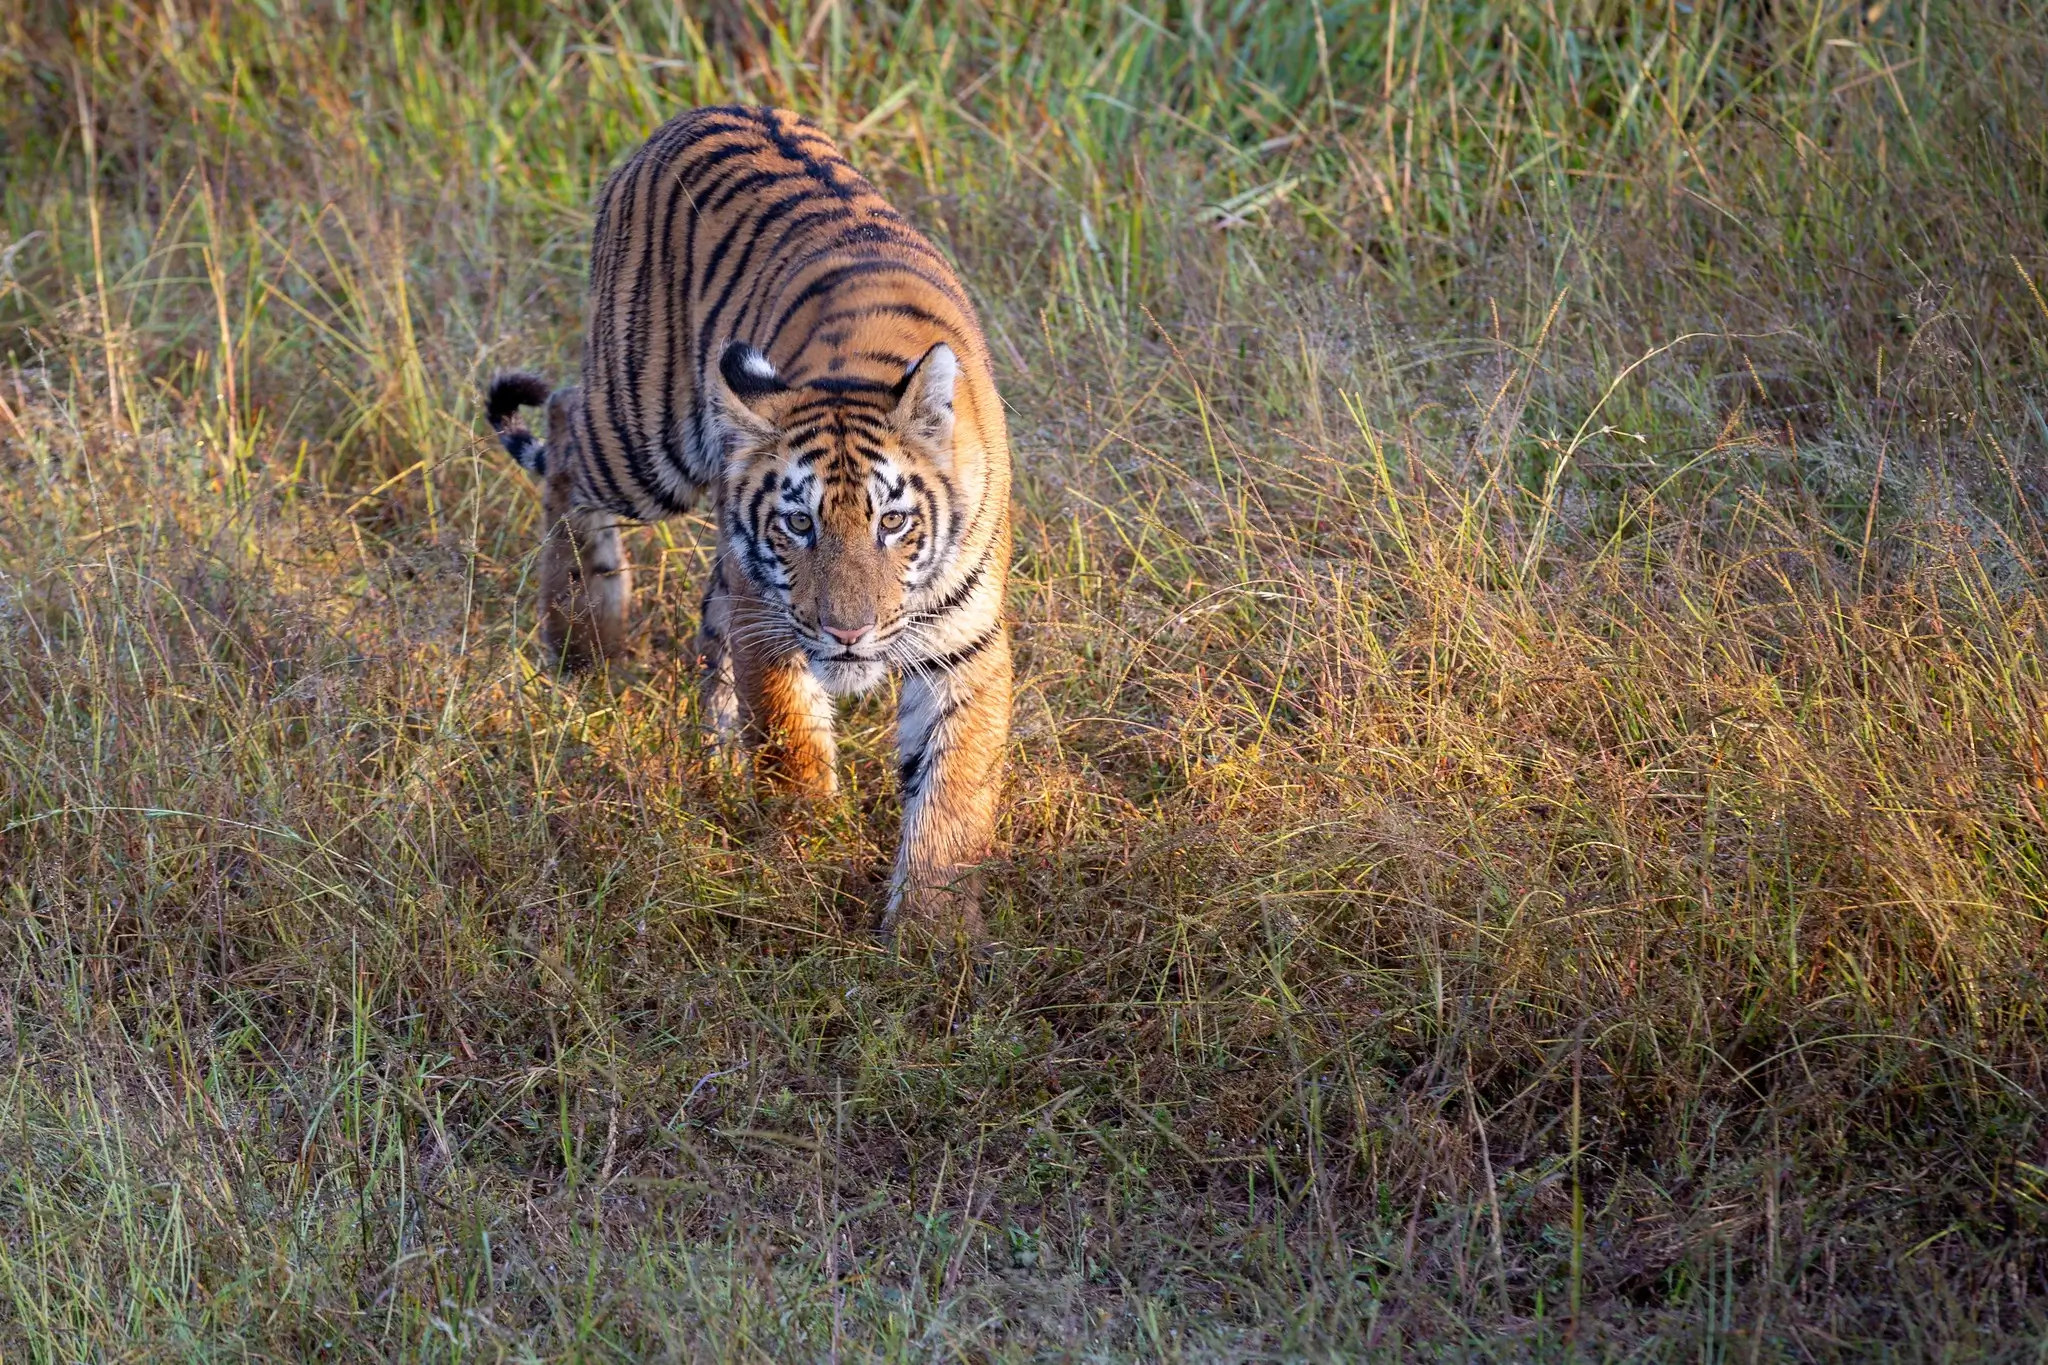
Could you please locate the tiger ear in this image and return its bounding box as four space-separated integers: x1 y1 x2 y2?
889 343 957 453
712 341 786 441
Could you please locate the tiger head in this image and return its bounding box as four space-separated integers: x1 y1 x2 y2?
713 340 961 694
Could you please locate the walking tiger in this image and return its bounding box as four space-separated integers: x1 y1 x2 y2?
485 107 1011 936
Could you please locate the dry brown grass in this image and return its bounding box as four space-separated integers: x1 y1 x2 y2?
3 1 2047 1358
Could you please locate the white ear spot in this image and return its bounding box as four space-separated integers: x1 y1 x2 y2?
720 341 787 401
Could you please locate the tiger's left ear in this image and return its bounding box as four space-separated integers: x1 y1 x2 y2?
889 343 957 455
712 341 787 445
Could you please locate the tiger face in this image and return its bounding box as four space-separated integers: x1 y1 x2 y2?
714 340 960 696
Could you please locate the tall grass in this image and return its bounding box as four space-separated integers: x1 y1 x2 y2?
2 0 2046 1358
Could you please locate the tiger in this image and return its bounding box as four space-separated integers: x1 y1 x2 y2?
484 106 1011 937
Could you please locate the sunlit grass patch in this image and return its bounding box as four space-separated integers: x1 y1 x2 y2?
3 1 2046 1359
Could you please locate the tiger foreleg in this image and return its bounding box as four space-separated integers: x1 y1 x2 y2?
695 565 740 745
885 627 1012 941
730 600 838 798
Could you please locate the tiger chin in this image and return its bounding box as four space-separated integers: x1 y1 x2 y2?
483 107 1013 941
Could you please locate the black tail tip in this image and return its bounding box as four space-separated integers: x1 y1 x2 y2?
486 371 552 428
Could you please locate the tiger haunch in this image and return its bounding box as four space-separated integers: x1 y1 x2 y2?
485 107 1012 937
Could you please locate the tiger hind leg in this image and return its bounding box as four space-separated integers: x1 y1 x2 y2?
536 387 632 667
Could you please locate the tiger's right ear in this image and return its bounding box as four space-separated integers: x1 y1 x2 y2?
711 342 787 442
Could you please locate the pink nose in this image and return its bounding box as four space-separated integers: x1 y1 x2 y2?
824 623 871 646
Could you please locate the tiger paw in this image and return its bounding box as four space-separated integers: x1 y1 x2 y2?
880 872 986 946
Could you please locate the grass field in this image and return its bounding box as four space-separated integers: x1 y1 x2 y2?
4 1 2048 1358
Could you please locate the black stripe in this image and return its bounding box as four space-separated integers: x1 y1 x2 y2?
695 184 808 301
848 437 893 469
729 199 915 343
783 394 888 426
725 204 873 337
697 190 824 343
577 382 635 515
700 184 819 298
769 258 958 341
706 167 813 214
916 626 997 675
652 149 715 486
675 138 762 196
904 469 958 561
671 144 712 486
802 376 894 395
619 154 657 479
899 698 964 796
814 300 952 331
911 550 989 622
764 109 856 200
744 473 780 540
830 219 954 263
588 175 648 514
898 747 928 796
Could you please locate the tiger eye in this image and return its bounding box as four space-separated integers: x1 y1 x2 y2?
783 511 814 536
879 510 909 533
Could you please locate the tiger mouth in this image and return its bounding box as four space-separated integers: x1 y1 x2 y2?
804 639 886 664
797 626 900 663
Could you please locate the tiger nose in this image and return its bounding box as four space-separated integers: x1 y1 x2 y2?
823 620 873 646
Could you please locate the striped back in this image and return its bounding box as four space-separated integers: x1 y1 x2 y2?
572 105 1008 547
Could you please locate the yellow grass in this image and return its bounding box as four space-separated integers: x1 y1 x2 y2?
2 1 2045 1358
